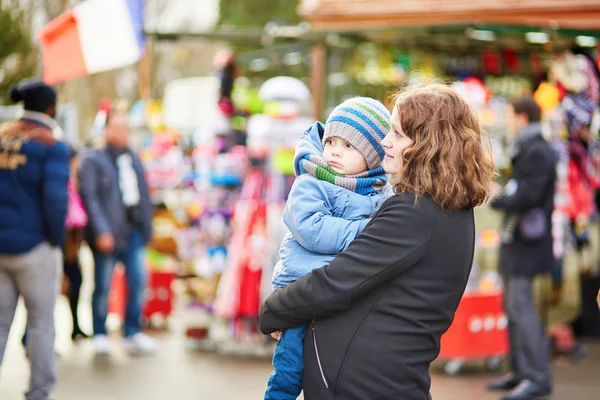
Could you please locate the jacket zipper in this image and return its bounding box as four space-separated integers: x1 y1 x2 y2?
312 320 329 389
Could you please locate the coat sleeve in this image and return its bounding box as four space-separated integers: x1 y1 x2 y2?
260 193 434 334
133 153 153 245
283 176 370 255
491 146 555 212
42 142 70 247
78 153 111 238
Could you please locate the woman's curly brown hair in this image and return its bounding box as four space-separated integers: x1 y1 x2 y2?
391 83 497 212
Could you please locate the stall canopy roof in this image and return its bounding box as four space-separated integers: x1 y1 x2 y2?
299 0 600 32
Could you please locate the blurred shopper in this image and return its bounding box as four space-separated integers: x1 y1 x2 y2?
488 97 556 400
260 84 496 400
214 49 237 118
78 110 155 356
63 146 89 340
0 79 69 400
21 146 90 350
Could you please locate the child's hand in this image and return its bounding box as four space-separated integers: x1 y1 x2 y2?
271 330 283 340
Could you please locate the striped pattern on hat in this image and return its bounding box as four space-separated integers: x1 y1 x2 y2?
324 97 391 170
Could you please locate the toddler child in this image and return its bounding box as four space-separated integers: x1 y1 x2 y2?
265 97 391 399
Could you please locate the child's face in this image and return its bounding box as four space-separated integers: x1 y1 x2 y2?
323 136 367 175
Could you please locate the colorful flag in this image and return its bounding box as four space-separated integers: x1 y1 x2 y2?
39 0 144 84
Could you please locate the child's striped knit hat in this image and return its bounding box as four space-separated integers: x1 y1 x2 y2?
324 97 391 170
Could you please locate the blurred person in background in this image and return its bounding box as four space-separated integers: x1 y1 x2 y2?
488 97 556 400
63 146 89 340
0 79 69 400
260 84 496 400
21 146 90 354
78 110 155 356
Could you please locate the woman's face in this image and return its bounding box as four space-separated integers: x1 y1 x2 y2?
381 108 414 175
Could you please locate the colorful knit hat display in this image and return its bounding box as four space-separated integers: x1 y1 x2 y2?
323 97 391 170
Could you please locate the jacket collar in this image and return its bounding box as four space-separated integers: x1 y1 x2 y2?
509 122 543 159
18 110 64 140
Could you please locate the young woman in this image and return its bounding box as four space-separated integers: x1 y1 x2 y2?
260 83 496 400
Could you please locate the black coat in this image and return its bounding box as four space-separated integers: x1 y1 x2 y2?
491 126 557 277
260 193 475 400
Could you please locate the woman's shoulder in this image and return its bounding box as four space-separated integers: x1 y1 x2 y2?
383 192 475 220
0 120 57 148
376 192 437 227
381 192 438 211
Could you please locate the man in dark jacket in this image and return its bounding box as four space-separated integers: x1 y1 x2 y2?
0 79 69 400
78 110 155 356
489 97 556 400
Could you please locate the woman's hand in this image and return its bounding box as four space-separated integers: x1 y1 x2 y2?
597 289 600 310
271 330 283 340
490 183 503 200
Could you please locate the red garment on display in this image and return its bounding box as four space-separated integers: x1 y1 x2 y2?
237 202 266 317
219 97 235 118
566 159 596 221
481 50 500 75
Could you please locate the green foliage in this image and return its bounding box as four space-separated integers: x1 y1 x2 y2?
0 3 36 104
218 0 300 27
217 0 301 53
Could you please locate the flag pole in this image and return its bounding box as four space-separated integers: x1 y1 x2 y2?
138 38 152 100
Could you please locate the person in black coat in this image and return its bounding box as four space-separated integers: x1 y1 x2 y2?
260 83 496 400
488 97 556 399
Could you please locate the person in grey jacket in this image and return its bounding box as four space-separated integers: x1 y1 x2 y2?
488 97 556 400
78 110 155 356
260 83 496 400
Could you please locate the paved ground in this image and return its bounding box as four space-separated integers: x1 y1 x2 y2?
1 237 600 400
1 294 599 400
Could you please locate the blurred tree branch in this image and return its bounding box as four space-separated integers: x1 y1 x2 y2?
38 0 71 20
218 0 299 27
0 0 36 104
218 0 300 53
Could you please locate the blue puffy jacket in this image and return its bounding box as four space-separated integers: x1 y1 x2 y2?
0 120 69 254
272 122 388 288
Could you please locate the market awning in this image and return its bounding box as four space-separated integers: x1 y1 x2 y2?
299 0 600 32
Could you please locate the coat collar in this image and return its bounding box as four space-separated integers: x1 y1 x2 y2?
509 122 543 159
17 110 64 140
